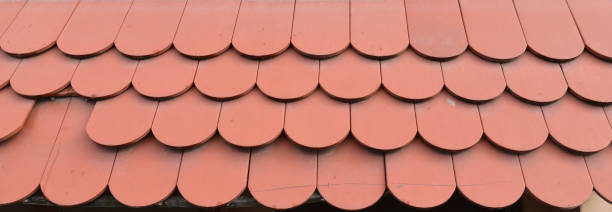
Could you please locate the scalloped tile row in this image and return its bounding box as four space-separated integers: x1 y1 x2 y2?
1 0 612 210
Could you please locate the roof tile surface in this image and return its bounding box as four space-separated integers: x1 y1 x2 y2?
0 0 612 210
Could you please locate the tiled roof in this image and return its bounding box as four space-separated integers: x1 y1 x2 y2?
0 0 611 210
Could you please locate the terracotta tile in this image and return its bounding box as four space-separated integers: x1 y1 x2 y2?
173 0 241 58
541 94 612 153
218 89 284 147
405 0 467 59
0 52 20 89
109 135 181 207
40 98 116 206
502 52 568 104
319 49 381 101
152 88 221 148
566 0 612 60
351 90 416 150
232 0 295 58
453 139 524 208
478 92 548 152
132 49 197 99
70 49 138 99
561 52 612 104
10 48 79 97
194 49 258 100
57 0 133 57
86 89 158 146
519 140 593 208
0 98 70 205
385 138 455 208
114 0 187 58
0 0 78 56
291 0 349 58
0 0 26 36
380 50 443 101
441 51 506 102
459 0 526 61
584 146 612 203
249 135 316 209
0 88 34 142
177 135 249 207
285 90 350 148
415 90 482 151
513 0 584 61
351 0 408 58
257 49 319 101
317 137 385 210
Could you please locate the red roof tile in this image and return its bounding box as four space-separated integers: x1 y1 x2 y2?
56 0 132 57
108 135 181 207
40 98 115 206
351 0 408 58
114 0 186 58
291 0 349 58
1 0 612 210
248 136 317 209
0 0 78 57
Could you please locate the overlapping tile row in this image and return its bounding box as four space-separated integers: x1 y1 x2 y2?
0 92 611 210
1 0 612 62
0 0 612 210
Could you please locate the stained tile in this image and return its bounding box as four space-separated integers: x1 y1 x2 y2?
566 0 612 60
319 49 381 101
415 90 482 151
351 0 408 58
513 0 584 61
177 135 249 207
0 0 78 56
561 52 612 104
441 51 506 102
351 90 416 150
453 140 524 208
585 146 612 203
519 140 593 208
0 0 26 36
478 92 548 152
0 98 70 205
459 0 526 61
173 0 241 58
249 135 317 209
380 50 443 101
132 49 198 99
257 49 319 101
71 49 138 99
57 0 133 57
405 0 467 59
232 0 295 58
317 138 385 210
285 90 350 148
109 135 182 207
385 138 455 208
0 52 20 89
502 52 568 104
0 88 35 142
291 0 349 58
10 48 79 97
194 49 258 100
86 89 158 146
114 0 187 58
218 89 285 148
152 88 221 148
40 98 116 206
542 94 612 153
